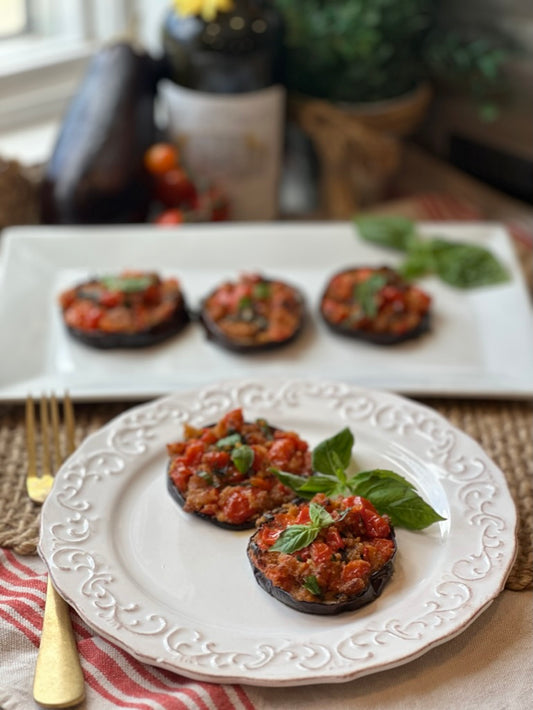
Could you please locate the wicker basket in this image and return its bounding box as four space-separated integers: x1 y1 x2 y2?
290 83 432 218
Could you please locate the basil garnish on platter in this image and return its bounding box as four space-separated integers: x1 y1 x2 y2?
273 427 445 531
100 275 154 293
354 215 509 289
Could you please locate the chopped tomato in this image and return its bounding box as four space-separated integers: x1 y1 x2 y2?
222 489 254 525
310 541 332 566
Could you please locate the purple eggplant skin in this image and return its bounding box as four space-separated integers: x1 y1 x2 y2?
246 531 396 616
65 305 190 350
198 283 306 354
41 43 161 224
320 308 431 345
166 469 256 531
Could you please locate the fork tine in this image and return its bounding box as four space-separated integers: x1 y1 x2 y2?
25 396 38 479
39 395 52 478
50 394 61 472
63 392 76 457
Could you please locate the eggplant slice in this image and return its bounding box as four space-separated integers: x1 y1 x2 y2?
166 408 312 529
199 273 305 353
320 266 432 345
167 473 256 531
59 272 189 349
247 495 396 615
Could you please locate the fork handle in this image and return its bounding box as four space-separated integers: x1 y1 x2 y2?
33 576 85 708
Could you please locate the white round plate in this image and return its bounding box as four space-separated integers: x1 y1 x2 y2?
39 379 517 686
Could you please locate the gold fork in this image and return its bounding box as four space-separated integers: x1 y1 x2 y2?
26 394 85 708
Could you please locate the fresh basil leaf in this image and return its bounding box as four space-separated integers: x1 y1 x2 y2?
271 468 314 497
100 275 153 293
296 472 340 494
231 445 254 474
354 215 417 252
253 281 271 299
349 469 445 530
309 502 334 528
238 295 253 310
270 524 321 553
354 274 388 317
312 428 354 477
429 239 509 288
398 240 435 280
216 433 242 449
303 575 322 597
350 469 417 490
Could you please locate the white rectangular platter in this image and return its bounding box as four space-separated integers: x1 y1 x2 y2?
1 221 532 401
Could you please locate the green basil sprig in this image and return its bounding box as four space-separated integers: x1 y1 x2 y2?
269 502 343 554
273 427 445 530
100 275 154 293
354 273 388 317
354 215 509 289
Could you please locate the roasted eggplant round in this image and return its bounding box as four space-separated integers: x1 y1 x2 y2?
59 271 189 349
247 494 396 615
167 408 312 529
199 273 305 353
320 266 431 345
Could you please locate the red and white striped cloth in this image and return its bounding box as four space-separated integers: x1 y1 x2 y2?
0 548 255 710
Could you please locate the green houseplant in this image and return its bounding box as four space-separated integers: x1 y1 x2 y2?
274 0 507 111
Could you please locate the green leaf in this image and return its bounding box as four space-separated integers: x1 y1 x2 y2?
216 433 242 449
231 445 254 474
354 215 417 252
354 273 387 317
349 469 445 529
303 575 322 596
429 239 509 288
398 240 435 280
309 501 334 527
297 472 341 494
269 524 321 553
100 275 153 293
271 468 314 495
312 427 354 477
253 281 271 299
238 296 253 310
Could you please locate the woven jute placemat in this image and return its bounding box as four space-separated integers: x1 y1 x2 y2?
0 397 531 591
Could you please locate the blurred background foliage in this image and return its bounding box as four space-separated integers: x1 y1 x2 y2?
274 0 510 112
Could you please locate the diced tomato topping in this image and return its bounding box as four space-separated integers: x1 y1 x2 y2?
361 506 391 538
310 541 332 566
170 462 193 491
222 489 254 525
258 526 281 550
295 505 311 524
183 440 206 466
249 475 273 490
268 437 296 467
203 450 230 469
220 409 244 435
325 526 345 551
340 559 372 585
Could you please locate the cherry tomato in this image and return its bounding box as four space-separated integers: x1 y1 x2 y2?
154 208 185 225
143 143 179 174
153 168 197 208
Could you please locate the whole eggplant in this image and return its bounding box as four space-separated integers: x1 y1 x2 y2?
41 43 161 224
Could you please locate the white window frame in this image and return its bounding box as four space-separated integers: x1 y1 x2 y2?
0 0 138 133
